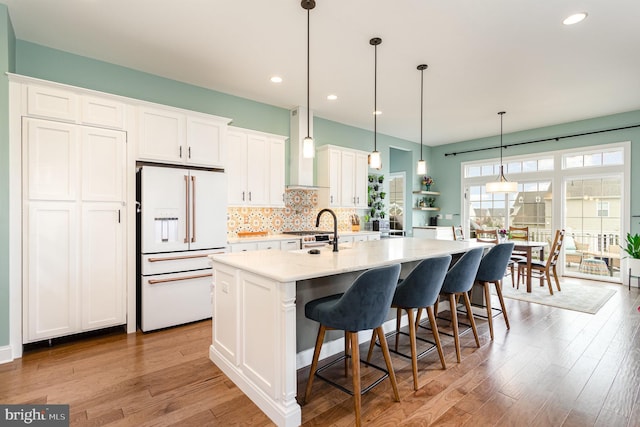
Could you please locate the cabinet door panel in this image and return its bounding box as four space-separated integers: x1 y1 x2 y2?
26 203 78 342
226 131 248 205
81 203 126 330
187 116 226 167
268 138 285 206
328 149 341 206
81 96 125 129
138 107 184 164
81 127 126 202
246 134 268 205
26 119 78 201
27 85 78 122
340 150 356 206
354 152 368 208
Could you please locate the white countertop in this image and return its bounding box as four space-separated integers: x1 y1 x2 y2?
211 237 489 282
226 230 379 244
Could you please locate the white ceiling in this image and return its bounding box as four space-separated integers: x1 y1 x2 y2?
4 0 640 146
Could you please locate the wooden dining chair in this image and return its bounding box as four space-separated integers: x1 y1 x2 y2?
475 229 498 243
517 229 565 295
508 226 529 284
452 226 464 241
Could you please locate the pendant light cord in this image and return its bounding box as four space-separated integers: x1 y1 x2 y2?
420 67 424 161
499 111 505 171
306 8 310 139
373 42 377 151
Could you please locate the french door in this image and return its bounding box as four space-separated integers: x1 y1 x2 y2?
563 175 623 282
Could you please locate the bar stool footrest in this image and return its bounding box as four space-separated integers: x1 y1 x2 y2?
314 354 390 396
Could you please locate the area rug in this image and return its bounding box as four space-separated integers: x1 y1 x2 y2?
493 279 618 314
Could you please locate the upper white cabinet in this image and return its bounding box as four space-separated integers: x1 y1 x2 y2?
137 106 228 168
27 84 125 130
317 145 368 209
227 127 286 207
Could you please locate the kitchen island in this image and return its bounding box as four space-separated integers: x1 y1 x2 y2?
209 237 488 427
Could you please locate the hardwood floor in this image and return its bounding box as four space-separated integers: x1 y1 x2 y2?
2 279 639 426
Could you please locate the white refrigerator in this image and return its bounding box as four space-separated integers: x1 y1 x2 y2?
138 164 227 332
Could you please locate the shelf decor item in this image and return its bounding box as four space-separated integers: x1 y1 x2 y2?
422 176 434 191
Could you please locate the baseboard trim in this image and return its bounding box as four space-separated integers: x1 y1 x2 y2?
0 345 14 365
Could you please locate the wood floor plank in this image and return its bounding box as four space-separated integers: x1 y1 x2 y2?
1 278 638 426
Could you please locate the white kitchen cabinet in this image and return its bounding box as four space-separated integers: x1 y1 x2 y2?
317 145 368 208
81 203 126 330
227 127 286 207
280 239 301 251
81 96 125 129
413 226 452 240
27 84 78 123
137 106 227 168
257 241 280 251
230 242 259 252
23 118 127 343
26 85 126 130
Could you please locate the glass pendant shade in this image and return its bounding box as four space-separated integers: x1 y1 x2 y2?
486 165 518 193
486 111 517 193
368 151 382 170
302 136 314 158
416 159 426 175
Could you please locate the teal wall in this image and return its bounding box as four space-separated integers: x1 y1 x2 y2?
429 110 640 234
0 4 15 346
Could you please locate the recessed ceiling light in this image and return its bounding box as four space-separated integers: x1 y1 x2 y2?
270 76 283 83
327 94 338 101
563 12 587 25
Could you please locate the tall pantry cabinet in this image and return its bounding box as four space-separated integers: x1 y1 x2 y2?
21 85 127 343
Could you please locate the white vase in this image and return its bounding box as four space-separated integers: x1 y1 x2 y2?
628 258 640 276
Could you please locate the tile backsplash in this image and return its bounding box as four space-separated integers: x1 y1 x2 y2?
227 189 360 237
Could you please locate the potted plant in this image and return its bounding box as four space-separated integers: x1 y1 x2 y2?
622 233 640 276
378 175 384 184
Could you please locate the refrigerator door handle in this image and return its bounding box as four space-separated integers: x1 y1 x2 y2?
184 175 190 243
191 175 197 243
148 272 211 285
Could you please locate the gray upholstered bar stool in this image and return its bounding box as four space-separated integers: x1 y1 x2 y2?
303 264 401 427
474 242 514 340
366 255 451 391
436 247 484 363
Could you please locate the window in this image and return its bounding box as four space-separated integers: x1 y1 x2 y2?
464 156 554 178
563 148 623 169
597 200 610 217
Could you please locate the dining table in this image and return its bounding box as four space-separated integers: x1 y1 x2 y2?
510 240 548 292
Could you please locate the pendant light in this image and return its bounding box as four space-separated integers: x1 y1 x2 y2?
416 64 428 175
368 37 382 170
301 0 315 158
486 111 518 193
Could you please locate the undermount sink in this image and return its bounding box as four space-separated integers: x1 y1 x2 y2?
290 244 352 254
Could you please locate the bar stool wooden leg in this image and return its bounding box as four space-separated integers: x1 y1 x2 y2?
448 294 461 363
482 281 495 340
494 280 510 330
376 326 400 402
462 292 480 348
406 308 419 391
426 306 446 369
303 325 326 405
349 332 362 427
365 329 377 363
344 331 350 377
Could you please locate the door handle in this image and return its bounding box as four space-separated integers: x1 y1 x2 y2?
184 175 189 243
148 273 211 285
191 175 196 243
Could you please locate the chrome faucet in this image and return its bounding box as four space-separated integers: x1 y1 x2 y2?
316 208 338 252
